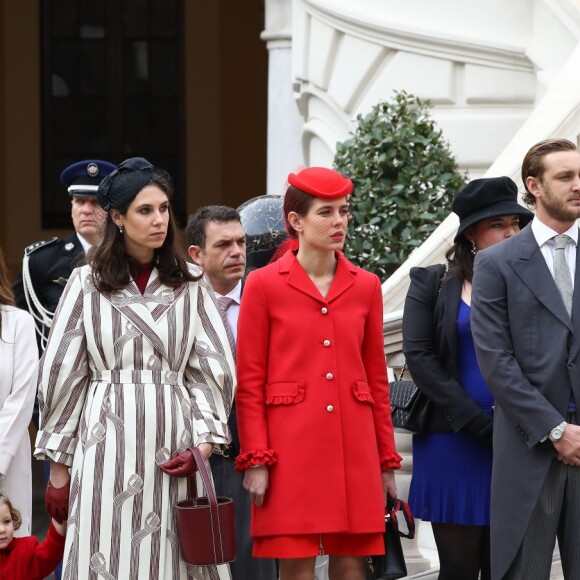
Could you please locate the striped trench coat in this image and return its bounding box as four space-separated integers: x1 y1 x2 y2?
34 264 236 580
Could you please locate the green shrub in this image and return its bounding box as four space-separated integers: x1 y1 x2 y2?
334 90 467 280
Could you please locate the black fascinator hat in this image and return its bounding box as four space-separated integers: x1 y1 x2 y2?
97 157 155 211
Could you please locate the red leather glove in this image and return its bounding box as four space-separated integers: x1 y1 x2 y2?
45 479 70 524
159 449 198 477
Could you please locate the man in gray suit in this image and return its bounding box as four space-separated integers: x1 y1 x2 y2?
471 138 580 579
186 205 277 580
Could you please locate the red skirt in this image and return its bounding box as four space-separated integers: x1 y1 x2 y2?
253 532 384 558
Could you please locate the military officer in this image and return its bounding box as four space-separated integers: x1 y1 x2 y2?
13 159 116 351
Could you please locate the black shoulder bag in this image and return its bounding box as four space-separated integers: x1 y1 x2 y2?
390 263 448 434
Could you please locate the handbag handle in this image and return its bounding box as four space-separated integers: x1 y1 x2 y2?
387 498 416 539
188 446 218 505
396 362 408 382
187 447 227 562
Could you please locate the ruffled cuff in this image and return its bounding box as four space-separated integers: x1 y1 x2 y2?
234 449 277 472
380 452 403 471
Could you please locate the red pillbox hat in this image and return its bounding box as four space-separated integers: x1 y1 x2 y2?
288 167 353 199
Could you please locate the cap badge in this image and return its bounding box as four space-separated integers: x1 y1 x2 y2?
87 163 99 178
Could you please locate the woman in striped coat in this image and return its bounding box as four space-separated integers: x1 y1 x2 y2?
35 158 236 580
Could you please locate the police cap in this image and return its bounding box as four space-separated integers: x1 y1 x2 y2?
60 160 116 197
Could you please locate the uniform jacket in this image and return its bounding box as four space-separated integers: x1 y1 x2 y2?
12 233 85 349
403 264 489 432
34 264 236 579
471 224 580 579
0 523 65 580
235 250 401 537
0 306 38 536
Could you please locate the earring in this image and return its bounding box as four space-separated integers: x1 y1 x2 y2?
471 240 477 256
119 227 123 234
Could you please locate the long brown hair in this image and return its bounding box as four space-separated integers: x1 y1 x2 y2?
91 170 199 292
0 247 15 341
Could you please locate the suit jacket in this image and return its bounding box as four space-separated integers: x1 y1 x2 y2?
221 280 243 458
209 281 277 579
471 224 580 579
403 264 486 433
235 250 401 537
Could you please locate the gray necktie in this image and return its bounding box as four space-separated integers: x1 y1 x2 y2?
553 234 573 316
217 296 237 359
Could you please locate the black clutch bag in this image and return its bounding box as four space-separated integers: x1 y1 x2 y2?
366 498 415 580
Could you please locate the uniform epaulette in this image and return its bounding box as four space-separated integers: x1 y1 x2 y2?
24 237 60 257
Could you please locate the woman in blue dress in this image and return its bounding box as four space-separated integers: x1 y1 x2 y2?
402 177 533 580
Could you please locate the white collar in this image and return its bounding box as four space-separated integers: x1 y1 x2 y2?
531 216 578 248
76 233 92 254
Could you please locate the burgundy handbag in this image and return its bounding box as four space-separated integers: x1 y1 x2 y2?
175 446 236 566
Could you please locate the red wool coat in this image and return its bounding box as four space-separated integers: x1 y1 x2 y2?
235 250 401 538
0 522 65 580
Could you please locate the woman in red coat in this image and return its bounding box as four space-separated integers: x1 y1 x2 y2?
235 167 402 579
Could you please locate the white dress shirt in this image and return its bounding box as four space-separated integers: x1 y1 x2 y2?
76 233 92 254
531 217 578 286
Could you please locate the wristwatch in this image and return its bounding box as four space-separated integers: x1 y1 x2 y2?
549 421 568 443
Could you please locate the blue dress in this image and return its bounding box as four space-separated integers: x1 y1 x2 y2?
408 300 493 526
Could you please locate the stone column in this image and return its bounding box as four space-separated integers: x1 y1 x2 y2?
261 0 304 195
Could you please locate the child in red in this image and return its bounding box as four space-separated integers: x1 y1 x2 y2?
0 491 66 579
